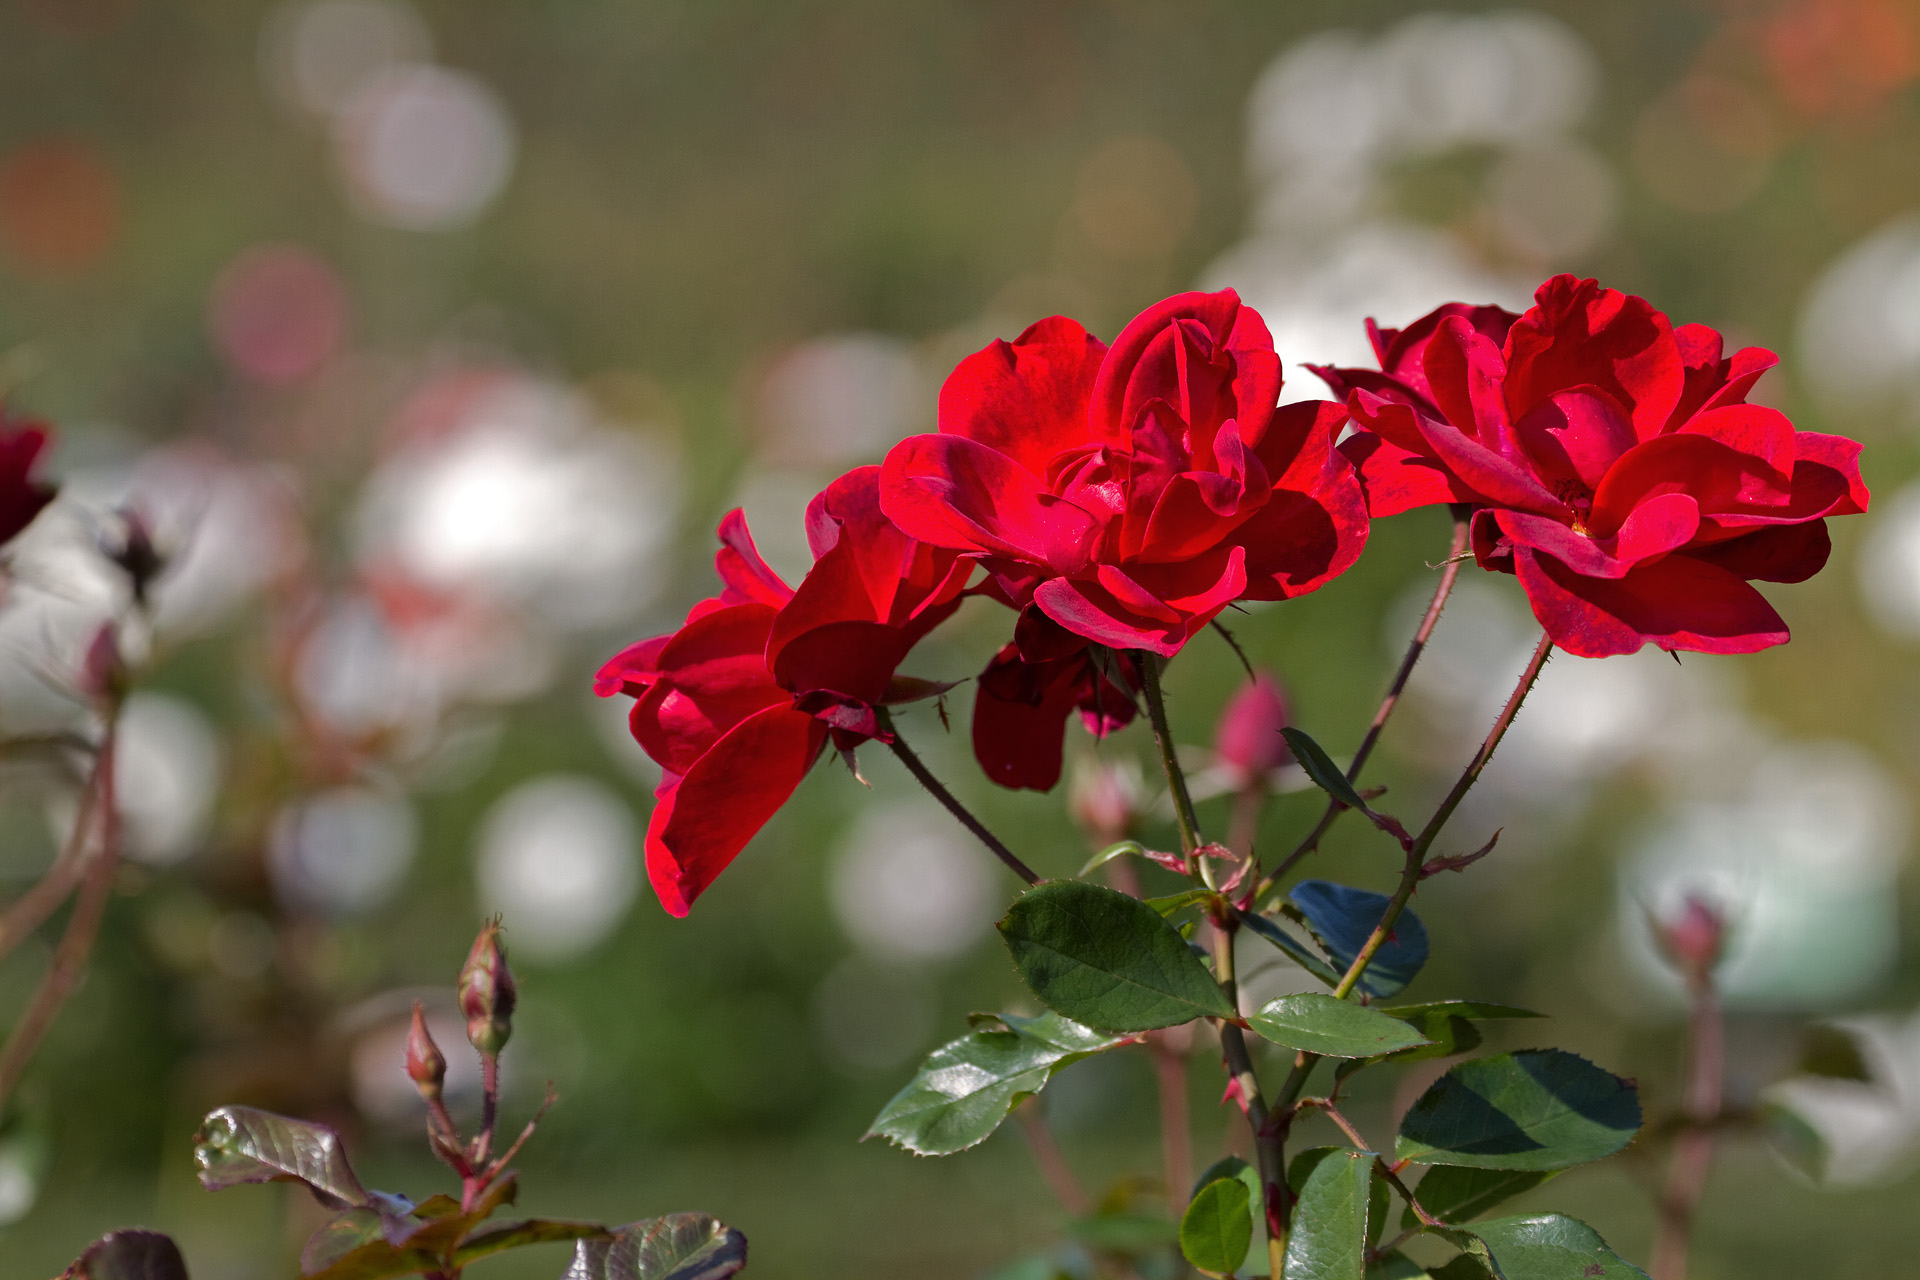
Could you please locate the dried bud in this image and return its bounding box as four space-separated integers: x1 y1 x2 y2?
103 507 165 607
1069 757 1143 847
1214 670 1291 790
405 1001 447 1103
457 918 516 1057
1655 895 1727 984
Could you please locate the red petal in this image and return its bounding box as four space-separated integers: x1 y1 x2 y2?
1590 432 1791 533
769 618 911 709
1337 430 1465 517
644 705 827 916
1422 314 1513 453
1514 547 1789 658
1494 493 1698 580
1034 546 1246 655
971 642 1081 791
1093 290 1281 449
713 510 792 607
1688 521 1831 584
880 432 1103 572
1512 387 1637 493
936 316 1107 475
594 634 670 698
1503 275 1683 443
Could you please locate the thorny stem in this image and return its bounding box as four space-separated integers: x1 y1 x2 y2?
0 709 122 1113
1135 650 1287 1275
1257 511 1472 901
880 712 1039 886
1014 1097 1091 1216
0 741 108 962
471 1054 501 1170
1651 969 1724 1280
1276 631 1552 1122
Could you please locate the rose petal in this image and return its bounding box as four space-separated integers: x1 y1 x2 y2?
937 315 1109 474
1687 521 1832 584
1513 546 1789 658
1503 274 1683 442
881 432 1102 571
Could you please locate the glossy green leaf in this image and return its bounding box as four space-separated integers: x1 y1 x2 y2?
1144 888 1217 916
1250 993 1434 1058
1238 910 1342 988
1760 1101 1827 1182
1193 1154 1263 1204
1283 1148 1372 1280
63 1231 190 1280
193 1106 370 1208
1402 1167 1556 1229
1383 1002 1542 1022
1436 1213 1647 1279
453 1219 609 1265
1281 728 1370 812
562 1215 747 1280
1067 1212 1179 1251
1288 881 1428 999
301 1210 386 1273
866 1011 1124 1155
303 1244 443 1280
1181 1177 1253 1275
1367 1255 1440 1279
1397 1051 1641 1171
999 880 1234 1031
1426 1260 1493 1280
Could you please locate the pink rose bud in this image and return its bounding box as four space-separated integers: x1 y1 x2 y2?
1656 896 1727 982
405 1001 447 1103
1069 758 1142 846
457 918 516 1058
1214 670 1291 790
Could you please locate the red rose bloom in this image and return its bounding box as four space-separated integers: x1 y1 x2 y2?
1313 275 1868 658
596 467 968 916
971 609 1139 792
0 411 56 547
879 290 1367 656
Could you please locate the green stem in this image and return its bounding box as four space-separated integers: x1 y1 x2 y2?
1256 510 1472 903
1137 654 1202 861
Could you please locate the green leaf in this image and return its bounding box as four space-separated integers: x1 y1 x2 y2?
1181 1177 1253 1275
193 1106 370 1209
1283 1148 1372 1280
1760 1101 1827 1182
453 1219 610 1265
1282 728 1370 812
302 1244 443 1280
562 1215 747 1280
1382 1002 1542 1022
1396 1051 1641 1171
999 881 1235 1032
865 1011 1125 1155
1386 1016 1481 1064
1081 841 1147 876
1067 1212 1180 1252
62 1231 190 1280
1426 1260 1494 1280
301 1210 386 1273
1144 888 1217 916
1798 1024 1871 1082
1435 1213 1647 1279
1238 910 1342 988
1403 1167 1556 1229
1288 881 1429 999
1368 1255 1440 1279
1249 993 1434 1058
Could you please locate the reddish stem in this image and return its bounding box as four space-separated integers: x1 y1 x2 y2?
1014 1098 1090 1216
1651 972 1724 1280
1151 1029 1193 1215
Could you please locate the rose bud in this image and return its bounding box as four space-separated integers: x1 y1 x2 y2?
1654 895 1727 985
458 918 516 1057
1213 670 1292 792
1069 757 1143 847
405 1001 447 1103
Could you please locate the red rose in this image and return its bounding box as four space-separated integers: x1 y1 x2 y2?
880 290 1367 656
0 411 56 547
596 468 968 915
971 609 1139 792
1315 275 1868 658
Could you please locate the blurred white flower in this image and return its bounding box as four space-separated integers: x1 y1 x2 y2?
751 334 925 469
830 804 995 964
1858 479 1920 637
268 786 417 916
334 63 515 231
1798 214 1920 424
114 693 222 866
261 0 433 119
1769 1009 1920 1185
475 775 639 961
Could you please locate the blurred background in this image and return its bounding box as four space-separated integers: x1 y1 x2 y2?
2 0 1919 1275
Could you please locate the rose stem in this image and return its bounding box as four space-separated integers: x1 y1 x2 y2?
1275 630 1553 1113
1137 652 1288 1276
1013 1098 1091 1216
1151 1028 1193 1216
0 707 122 1113
879 710 1039 885
1651 959 1725 1280
1256 509 1472 902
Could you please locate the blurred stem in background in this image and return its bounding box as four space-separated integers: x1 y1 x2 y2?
1652 900 1730 1280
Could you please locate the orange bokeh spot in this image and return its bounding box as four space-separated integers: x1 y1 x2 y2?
1763 0 1920 118
0 137 121 274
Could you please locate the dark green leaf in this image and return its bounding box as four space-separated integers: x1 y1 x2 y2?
1288 881 1428 999
1144 889 1217 916
1368 1254 1441 1279
1193 1154 1262 1204
562 1215 747 1280
302 1210 386 1273
1403 1167 1556 1229
193 1106 369 1209
865 1012 1125 1155
1387 1016 1482 1064
63 1231 190 1280
1397 1052 1641 1171
1250 993 1434 1058
1436 1213 1647 1278
302 1244 442 1280
1427 1260 1494 1280
1760 1101 1827 1182
999 881 1234 1031
1238 910 1342 988
1067 1213 1179 1252
1798 1024 1871 1082
1282 728 1370 812
984 1256 1076 1280
1383 1002 1542 1022
453 1219 609 1265
1181 1177 1253 1274
1283 1148 1372 1280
